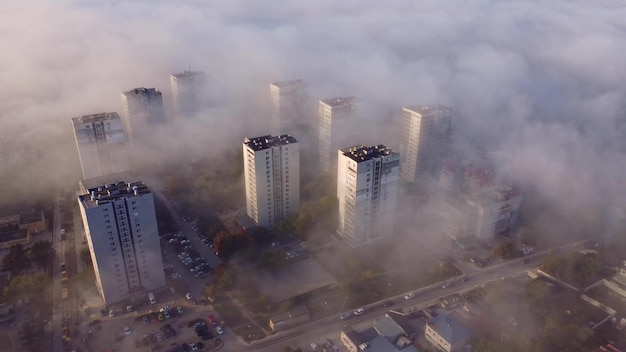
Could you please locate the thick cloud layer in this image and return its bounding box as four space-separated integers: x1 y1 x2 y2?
2 0 626 227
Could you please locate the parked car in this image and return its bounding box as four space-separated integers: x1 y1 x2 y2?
209 314 217 326
215 326 224 335
340 312 353 320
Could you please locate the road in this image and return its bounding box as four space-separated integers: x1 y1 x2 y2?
231 240 591 352
49 196 64 352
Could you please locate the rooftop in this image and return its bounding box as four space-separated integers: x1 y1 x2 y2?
373 315 409 343
320 96 358 108
427 313 470 345
79 181 151 208
270 79 304 88
244 134 298 151
171 70 206 79
404 104 452 116
122 87 161 96
341 144 398 163
71 112 120 125
19 210 44 225
0 227 28 243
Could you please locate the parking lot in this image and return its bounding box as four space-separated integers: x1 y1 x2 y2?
86 298 227 352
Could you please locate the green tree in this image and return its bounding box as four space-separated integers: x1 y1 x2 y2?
492 240 518 259
80 247 92 266
29 240 55 272
3 273 52 302
2 243 29 276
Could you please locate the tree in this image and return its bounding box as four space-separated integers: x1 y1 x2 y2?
30 240 55 271
80 247 92 266
3 273 52 302
250 227 272 246
492 240 518 259
2 243 29 276
214 229 250 258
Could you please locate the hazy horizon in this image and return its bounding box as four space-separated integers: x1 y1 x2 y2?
1 0 626 238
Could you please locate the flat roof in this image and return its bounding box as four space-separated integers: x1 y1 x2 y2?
320 96 357 108
403 104 452 115
244 135 298 151
341 145 398 163
79 181 151 208
0 228 28 242
19 210 44 225
171 70 205 79
71 112 120 125
122 87 161 96
428 313 470 345
270 79 304 88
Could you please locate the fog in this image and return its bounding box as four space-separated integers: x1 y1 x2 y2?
2 0 626 241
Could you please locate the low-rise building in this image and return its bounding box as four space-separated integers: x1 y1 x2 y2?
341 312 419 352
424 313 470 352
269 305 310 332
0 209 46 249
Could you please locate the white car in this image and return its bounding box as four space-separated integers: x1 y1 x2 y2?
354 307 365 316
404 292 416 300
124 326 131 335
216 326 224 335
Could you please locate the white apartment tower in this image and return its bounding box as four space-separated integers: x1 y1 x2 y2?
337 145 400 247
319 97 358 173
270 80 305 135
243 135 300 228
77 181 166 305
399 105 452 183
121 87 166 141
171 70 207 119
72 112 130 180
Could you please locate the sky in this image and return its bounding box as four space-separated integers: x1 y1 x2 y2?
1 0 626 231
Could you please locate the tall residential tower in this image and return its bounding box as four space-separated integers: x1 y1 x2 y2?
399 105 452 183
337 145 400 247
318 97 358 173
72 112 130 180
77 181 166 304
243 135 300 228
270 80 305 136
121 87 166 142
171 70 207 119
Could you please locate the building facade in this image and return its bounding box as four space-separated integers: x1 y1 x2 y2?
424 314 470 352
468 185 522 239
270 80 305 136
170 70 207 120
337 145 399 247
400 105 452 183
318 97 358 173
120 87 166 142
72 112 130 180
243 135 300 228
77 181 166 305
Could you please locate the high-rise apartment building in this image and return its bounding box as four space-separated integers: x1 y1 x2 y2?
77 181 166 305
337 145 400 247
72 112 130 180
399 105 452 183
121 87 166 141
318 97 358 173
171 70 207 119
243 135 300 228
270 80 305 135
